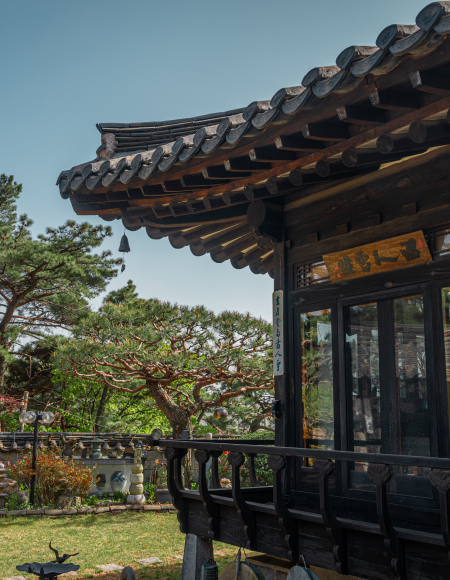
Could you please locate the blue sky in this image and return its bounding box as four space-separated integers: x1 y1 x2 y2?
0 0 429 321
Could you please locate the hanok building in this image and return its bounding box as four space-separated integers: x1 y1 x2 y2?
58 3 450 579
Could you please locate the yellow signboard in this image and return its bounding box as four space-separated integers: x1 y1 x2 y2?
323 231 432 283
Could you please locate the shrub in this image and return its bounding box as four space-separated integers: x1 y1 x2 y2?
7 450 94 505
112 490 128 502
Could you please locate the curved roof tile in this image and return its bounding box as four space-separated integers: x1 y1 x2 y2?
60 2 450 193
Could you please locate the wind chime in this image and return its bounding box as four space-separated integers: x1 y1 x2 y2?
119 232 131 272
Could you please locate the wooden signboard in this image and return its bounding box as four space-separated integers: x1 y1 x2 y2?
273 290 284 376
323 231 432 283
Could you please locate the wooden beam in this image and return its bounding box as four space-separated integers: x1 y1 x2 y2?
285 146 450 218
249 146 297 162
409 121 450 144
224 158 271 172
243 186 272 201
211 233 256 262
181 174 230 187
369 88 421 112
201 224 250 252
410 70 450 97
203 196 228 211
222 191 249 205
275 134 324 151
302 123 349 141
203 166 251 179
88 94 450 207
336 105 386 126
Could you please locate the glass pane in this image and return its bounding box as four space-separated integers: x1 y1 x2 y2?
394 295 430 475
345 303 380 488
301 309 334 463
435 230 450 258
310 262 330 284
442 288 450 436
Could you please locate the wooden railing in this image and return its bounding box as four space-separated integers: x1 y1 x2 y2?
151 439 450 580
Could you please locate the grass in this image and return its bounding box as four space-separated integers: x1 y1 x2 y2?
0 512 239 579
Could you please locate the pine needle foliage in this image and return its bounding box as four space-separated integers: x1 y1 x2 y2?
57 287 273 437
0 174 120 389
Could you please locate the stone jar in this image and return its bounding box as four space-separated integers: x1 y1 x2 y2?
110 471 128 493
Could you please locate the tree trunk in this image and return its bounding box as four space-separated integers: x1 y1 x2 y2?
146 380 190 438
94 385 109 433
0 354 6 393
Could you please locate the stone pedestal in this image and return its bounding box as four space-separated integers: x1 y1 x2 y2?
181 534 213 580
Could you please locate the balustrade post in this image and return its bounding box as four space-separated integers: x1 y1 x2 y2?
210 450 223 489
429 469 450 559
313 459 348 575
229 451 256 549
165 447 189 533
195 450 219 540
247 453 261 487
368 463 406 579
268 455 298 563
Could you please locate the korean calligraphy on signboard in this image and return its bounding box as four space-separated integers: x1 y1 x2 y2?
273 290 284 377
323 231 432 283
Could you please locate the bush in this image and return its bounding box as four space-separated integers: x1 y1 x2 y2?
112 490 128 502
7 450 94 505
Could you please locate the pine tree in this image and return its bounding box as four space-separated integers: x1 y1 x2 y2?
58 287 273 438
0 174 120 391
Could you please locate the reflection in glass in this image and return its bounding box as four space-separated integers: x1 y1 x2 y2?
345 303 381 484
442 288 450 437
301 309 334 465
394 295 430 478
434 229 450 258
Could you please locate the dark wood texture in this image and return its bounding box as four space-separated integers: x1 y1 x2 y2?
268 455 298 562
229 452 255 549
313 459 348 574
368 464 406 579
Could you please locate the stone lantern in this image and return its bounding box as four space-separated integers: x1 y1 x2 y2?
127 440 145 505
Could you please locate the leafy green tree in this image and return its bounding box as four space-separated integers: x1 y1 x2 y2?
57 290 273 438
0 174 120 392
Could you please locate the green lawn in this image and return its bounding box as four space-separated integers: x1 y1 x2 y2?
0 512 237 579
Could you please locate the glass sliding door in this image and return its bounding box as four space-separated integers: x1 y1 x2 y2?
345 302 381 489
344 293 433 497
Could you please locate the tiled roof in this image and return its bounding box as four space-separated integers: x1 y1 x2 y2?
56 2 450 277
57 2 450 195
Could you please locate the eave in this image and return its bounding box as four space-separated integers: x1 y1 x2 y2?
57 2 450 277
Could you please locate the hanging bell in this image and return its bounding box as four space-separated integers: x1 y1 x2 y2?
119 234 131 253
213 408 228 419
